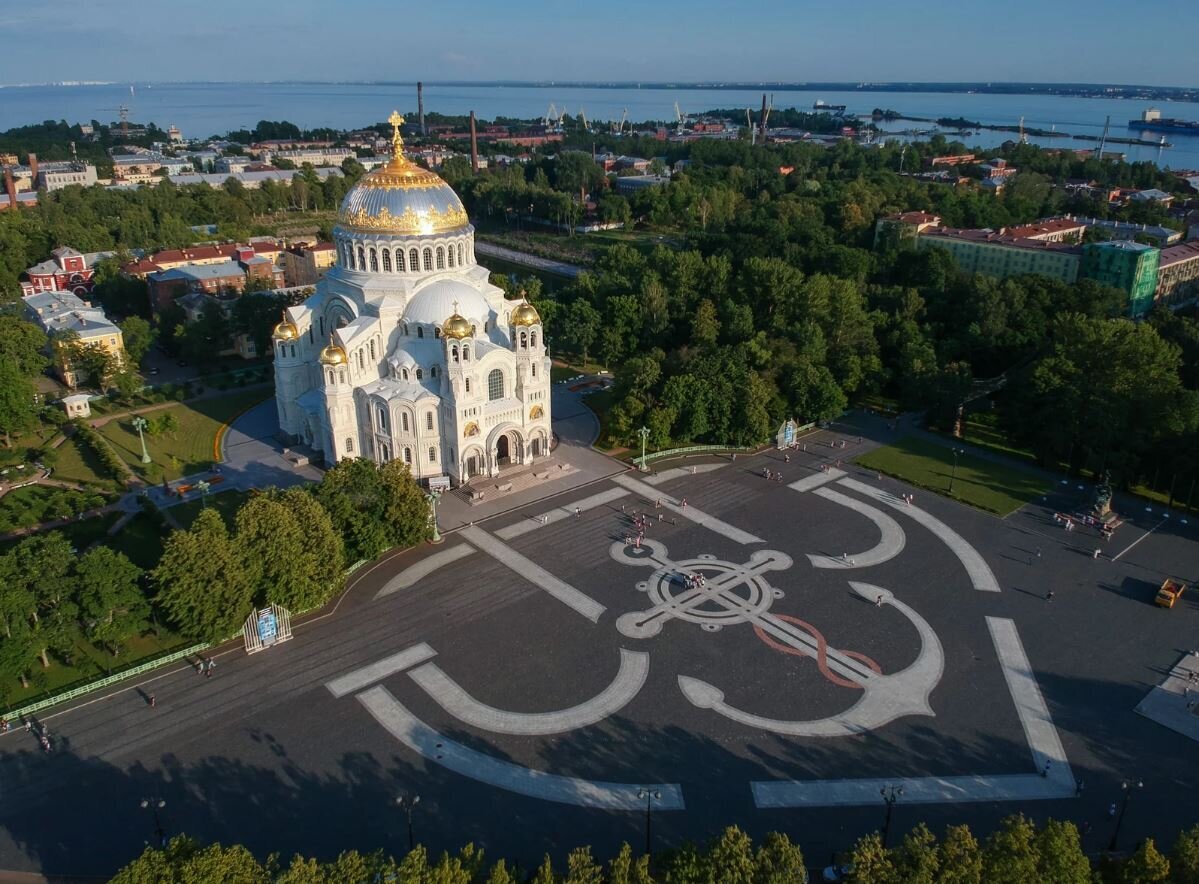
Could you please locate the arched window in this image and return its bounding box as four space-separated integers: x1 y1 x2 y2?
426 412 434 431
423 248 433 272
357 247 366 269
290 345 295 358
436 246 445 269
320 316 325 336
417 327 424 339
370 340 376 361
429 446 437 463
357 349 364 371
465 377 471 393
488 369 504 401
431 365 438 378
327 370 334 385
402 412 409 432
520 331 528 349
346 437 354 454
457 243 465 265
403 446 412 464
532 363 537 379
339 370 346 384
451 344 459 362
416 368 423 380
531 331 537 348
380 444 390 463
434 327 441 339
396 249 406 272
369 248 378 272
382 248 392 272
448 246 455 268
409 248 419 271
483 320 489 333
377 407 388 431
462 346 470 361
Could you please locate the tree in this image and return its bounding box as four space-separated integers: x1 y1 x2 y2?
110 837 269 883
1121 838 1170 883
0 313 48 376
893 822 940 884
153 509 254 642
1170 823 1199 884
1032 819 1089 884
235 488 345 612
564 846 603 884
564 299 601 365
313 459 430 563
706 826 756 884
119 315 156 365
0 361 38 447
937 824 982 884
76 546 147 656
981 815 1039 884
849 832 896 883
753 831 806 883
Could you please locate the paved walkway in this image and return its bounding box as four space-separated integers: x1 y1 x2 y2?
474 241 583 279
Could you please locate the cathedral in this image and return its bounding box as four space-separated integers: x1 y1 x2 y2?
272 112 551 486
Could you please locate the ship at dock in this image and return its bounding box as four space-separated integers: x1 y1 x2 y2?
1128 108 1199 135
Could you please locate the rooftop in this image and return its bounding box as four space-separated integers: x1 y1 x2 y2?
923 227 1083 254
1159 240 1199 268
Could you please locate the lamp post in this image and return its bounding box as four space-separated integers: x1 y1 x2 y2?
637 788 661 858
947 447 965 495
396 794 420 851
636 426 651 472
1108 778 1143 851
196 480 210 508
880 784 903 848
425 489 441 543
131 415 152 464
139 797 167 848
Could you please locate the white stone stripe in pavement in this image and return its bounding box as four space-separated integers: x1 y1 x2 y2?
407 648 649 735
807 487 906 569
788 468 846 492
325 643 436 698
460 525 606 622
613 473 764 545
838 477 1001 592
495 487 630 540
751 616 1074 806
987 616 1071 776
357 685 685 810
375 545 476 598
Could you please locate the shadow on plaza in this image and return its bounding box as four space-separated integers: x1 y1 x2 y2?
3 670 1196 877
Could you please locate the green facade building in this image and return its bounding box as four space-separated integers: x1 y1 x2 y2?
1080 241 1161 317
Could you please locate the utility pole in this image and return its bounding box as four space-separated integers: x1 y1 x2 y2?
417 82 426 136
637 788 661 857
880 785 903 848
426 490 441 543
131 415 152 464
1108 779 1143 852
396 794 421 851
948 447 965 495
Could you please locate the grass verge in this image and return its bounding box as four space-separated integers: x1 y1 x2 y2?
856 435 1048 516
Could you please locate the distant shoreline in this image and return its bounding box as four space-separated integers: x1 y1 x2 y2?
4 80 1198 101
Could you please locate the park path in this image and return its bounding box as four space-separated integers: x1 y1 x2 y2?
474 240 583 279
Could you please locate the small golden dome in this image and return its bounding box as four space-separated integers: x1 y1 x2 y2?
510 300 541 327
442 312 473 340
319 336 348 365
272 318 299 340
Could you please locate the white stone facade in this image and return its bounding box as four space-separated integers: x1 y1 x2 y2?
272 151 551 485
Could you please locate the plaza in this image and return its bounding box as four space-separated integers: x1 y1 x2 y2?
2 422 1199 875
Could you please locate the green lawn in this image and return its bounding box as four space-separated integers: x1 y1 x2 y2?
856 435 1048 516
50 434 119 489
0 484 109 532
170 487 254 530
107 511 170 570
98 390 269 481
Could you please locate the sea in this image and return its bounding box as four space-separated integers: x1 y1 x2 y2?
3 81 1199 171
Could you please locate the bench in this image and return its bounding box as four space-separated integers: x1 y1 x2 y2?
468 490 486 502
496 482 513 493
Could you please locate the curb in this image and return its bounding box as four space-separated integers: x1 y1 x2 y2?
212 395 272 463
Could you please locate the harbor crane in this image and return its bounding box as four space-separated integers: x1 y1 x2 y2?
746 108 755 144
579 106 589 133
1097 115 1110 159
611 107 629 136
101 104 132 139
674 101 686 133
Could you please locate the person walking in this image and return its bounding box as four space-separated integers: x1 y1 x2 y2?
875 594 883 607
206 659 216 679
1046 590 1055 602
575 507 581 519
148 694 156 708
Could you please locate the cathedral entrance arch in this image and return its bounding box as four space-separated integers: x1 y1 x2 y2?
496 434 511 464
485 423 525 476
462 444 486 480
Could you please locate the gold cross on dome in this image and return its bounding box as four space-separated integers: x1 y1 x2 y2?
388 110 405 155
452 300 459 314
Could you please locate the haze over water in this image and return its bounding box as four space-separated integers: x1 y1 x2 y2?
3 81 1199 170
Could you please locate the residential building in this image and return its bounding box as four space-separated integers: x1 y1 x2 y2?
616 156 651 172
214 156 257 174
176 293 259 360
873 211 944 249
22 290 124 387
269 147 355 167
1067 215 1182 246
1130 188 1174 207
112 153 192 181
20 247 112 296
1154 241 1199 307
1081 240 1161 317
281 242 337 287
615 175 670 194
146 256 285 314
37 163 98 191
916 227 1082 283
927 154 976 168
1005 218 1087 243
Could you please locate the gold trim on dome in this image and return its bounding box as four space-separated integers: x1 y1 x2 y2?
339 203 470 234
463 421 480 437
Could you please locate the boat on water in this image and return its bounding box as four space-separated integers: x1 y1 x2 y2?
1128 108 1199 135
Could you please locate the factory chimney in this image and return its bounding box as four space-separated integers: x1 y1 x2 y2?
4 168 17 210
27 153 39 188
469 111 479 174
417 81 426 136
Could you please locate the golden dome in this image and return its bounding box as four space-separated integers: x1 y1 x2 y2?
335 110 469 236
319 336 348 365
272 317 299 340
442 312 473 340
510 300 541 327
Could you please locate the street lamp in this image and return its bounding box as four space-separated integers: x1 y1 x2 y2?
637 788 661 857
131 416 152 464
880 784 903 848
139 797 167 848
636 426 651 472
425 489 441 543
195 480 210 508
947 447 965 495
1108 778 1144 851
396 794 420 851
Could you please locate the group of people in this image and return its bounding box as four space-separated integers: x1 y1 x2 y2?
762 468 784 483
0 716 52 752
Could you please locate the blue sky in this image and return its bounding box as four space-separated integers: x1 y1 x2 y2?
1 0 1194 86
